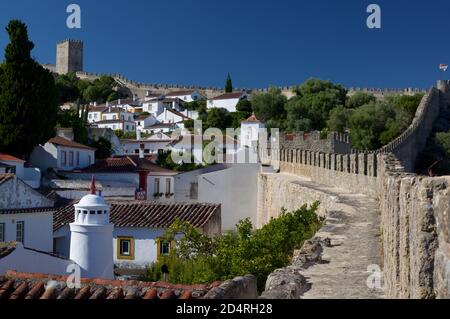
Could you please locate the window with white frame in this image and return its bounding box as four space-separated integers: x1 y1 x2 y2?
61 151 67 165
154 178 160 194
69 151 74 166
166 178 171 194
16 221 24 244
0 223 5 242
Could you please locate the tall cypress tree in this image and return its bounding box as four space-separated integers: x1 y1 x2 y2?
225 73 233 93
0 20 57 157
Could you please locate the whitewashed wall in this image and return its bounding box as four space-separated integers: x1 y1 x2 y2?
198 163 259 231
54 226 167 269
207 98 240 113
0 177 54 209
0 212 54 252
0 243 74 276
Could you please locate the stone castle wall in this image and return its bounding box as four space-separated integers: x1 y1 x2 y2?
257 81 450 298
75 70 429 101
279 132 351 154
57 40 83 75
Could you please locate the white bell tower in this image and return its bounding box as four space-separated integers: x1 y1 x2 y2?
69 176 114 279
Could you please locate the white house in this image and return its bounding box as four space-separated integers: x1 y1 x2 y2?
30 136 96 173
87 105 108 124
0 207 55 253
121 139 172 156
170 134 240 164
142 99 165 117
207 92 249 113
135 114 157 132
0 173 55 253
157 109 191 125
95 107 136 133
0 174 54 210
54 201 221 269
240 114 266 149
0 242 74 276
165 90 206 102
141 123 178 134
197 161 259 231
0 153 41 188
61 155 178 202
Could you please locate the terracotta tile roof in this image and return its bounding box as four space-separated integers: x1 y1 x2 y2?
0 207 55 215
134 114 153 121
95 119 133 124
0 271 222 300
47 136 96 151
0 153 25 163
68 156 176 174
210 92 245 100
144 123 178 129
102 107 129 114
165 90 196 97
0 174 14 185
242 114 261 123
53 201 221 232
88 105 108 113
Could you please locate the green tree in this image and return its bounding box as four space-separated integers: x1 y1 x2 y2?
56 109 88 144
147 203 324 291
89 137 112 159
236 99 253 118
327 106 353 133
348 102 397 150
0 20 58 156
286 79 347 131
386 94 424 117
205 108 232 131
225 73 233 93
346 92 376 109
252 87 287 129
55 72 80 104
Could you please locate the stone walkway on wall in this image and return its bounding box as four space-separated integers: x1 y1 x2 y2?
280 173 384 299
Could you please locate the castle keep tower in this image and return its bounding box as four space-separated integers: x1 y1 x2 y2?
69 177 114 279
56 39 83 75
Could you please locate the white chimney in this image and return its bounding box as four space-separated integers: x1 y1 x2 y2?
106 101 109 107
118 98 121 105
137 130 142 141
94 101 97 106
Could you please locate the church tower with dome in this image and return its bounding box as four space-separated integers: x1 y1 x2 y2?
69 176 114 279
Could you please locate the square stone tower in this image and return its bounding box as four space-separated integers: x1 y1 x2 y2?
56 39 84 75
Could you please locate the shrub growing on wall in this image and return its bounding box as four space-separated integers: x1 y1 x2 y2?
146 202 324 291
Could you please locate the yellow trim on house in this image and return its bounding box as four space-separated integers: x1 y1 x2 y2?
117 237 135 260
157 240 175 260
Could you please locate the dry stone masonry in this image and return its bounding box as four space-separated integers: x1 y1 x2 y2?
258 80 450 299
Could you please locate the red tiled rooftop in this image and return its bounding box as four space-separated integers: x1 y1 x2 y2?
242 114 261 123
53 201 221 232
69 156 176 174
0 153 25 163
165 90 196 97
48 136 96 151
210 92 245 100
0 271 223 300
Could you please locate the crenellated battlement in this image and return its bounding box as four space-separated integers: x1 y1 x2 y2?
259 80 450 197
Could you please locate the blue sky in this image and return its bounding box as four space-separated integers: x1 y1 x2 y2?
0 0 449 89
